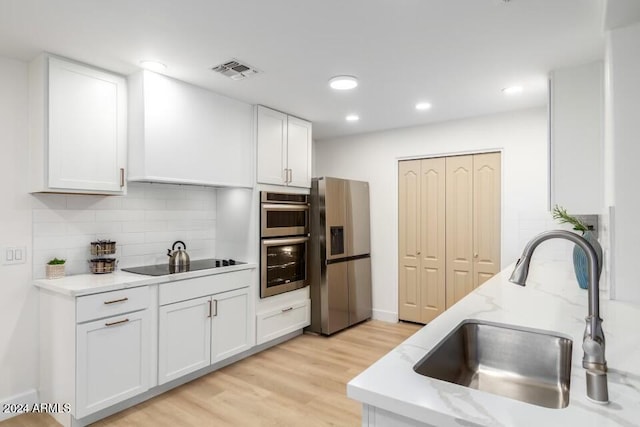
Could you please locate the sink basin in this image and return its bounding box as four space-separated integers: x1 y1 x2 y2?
414 320 573 409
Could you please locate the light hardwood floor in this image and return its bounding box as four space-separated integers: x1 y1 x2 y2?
2 320 421 427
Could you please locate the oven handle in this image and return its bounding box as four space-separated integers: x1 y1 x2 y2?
262 236 309 246
262 203 309 212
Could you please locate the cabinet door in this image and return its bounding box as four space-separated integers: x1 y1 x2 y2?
211 287 251 364
446 155 474 308
130 70 254 187
76 310 149 418
473 153 501 287
398 160 421 322
550 61 603 213
158 297 211 385
287 116 312 188
257 106 288 185
48 57 126 193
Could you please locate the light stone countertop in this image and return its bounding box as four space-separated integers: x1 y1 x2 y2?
33 263 257 297
347 259 640 427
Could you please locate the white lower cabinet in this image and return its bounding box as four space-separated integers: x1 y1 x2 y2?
158 287 251 385
158 296 211 384
211 288 251 363
37 269 263 426
76 310 150 418
256 299 310 345
38 285 153 427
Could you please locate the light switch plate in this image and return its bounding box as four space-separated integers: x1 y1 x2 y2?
2 247 27 265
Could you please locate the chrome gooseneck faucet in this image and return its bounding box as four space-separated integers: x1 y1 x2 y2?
509 230 609 404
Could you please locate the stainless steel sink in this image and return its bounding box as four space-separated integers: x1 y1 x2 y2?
414 320 573 409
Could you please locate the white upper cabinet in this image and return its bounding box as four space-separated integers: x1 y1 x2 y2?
549 61 603 214
128 70 254 188
29 55 127 194
256 105 312 188
287 116 313 188
256 107 288 185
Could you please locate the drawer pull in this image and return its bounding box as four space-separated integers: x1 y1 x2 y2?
104 297 129 305
281 307 294 313
105 318 129 327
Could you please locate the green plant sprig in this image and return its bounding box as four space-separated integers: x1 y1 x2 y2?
47 258 66 265
552 205 588 232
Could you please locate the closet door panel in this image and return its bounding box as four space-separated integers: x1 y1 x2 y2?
398 160 421 321
473 152 501 288
419 157 446 323
446 155 473 308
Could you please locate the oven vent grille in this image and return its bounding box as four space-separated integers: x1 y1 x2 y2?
211 59 260 80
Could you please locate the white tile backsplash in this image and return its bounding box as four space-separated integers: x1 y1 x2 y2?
32 182 218 278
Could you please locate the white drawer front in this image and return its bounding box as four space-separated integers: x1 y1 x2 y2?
77 286 149 323
159 269 253 306
256 299 310 345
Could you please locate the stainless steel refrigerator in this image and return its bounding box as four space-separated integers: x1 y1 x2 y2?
308 177 372 335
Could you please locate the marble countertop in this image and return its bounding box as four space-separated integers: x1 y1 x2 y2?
347 260 640 426
33 262 257 297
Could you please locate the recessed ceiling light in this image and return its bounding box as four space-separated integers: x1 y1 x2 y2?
329 75 358 90
346 114 359 122
140 60 167 72
415 102 432 111
502 85 523 95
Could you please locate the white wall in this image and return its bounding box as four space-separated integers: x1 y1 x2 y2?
314 108 555 320
0 57 39 408
606 21 640 302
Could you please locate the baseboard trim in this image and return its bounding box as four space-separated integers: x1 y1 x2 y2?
0 389 39 421
372 309 398 323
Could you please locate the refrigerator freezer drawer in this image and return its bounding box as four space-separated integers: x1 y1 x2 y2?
321 256 372 335
348 256 372 325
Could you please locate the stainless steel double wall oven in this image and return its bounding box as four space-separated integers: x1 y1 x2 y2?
260 192 310 298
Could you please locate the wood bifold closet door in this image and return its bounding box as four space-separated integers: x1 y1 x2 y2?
398 152 500 324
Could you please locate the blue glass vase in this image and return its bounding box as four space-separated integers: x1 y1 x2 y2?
572 229 603 290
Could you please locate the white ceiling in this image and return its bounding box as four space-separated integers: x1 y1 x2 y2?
0 0 605 140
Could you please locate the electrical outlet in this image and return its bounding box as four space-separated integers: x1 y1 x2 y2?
575 215 599 234
2 247 27 265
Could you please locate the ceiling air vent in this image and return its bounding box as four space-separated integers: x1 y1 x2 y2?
211 59 259 81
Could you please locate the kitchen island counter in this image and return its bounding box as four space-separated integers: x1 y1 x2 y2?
347 259 640 426
33 262 257 297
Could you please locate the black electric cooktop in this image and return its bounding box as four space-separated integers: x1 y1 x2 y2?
122 259 244 276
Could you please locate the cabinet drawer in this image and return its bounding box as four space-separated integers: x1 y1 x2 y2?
77 286 149 323
256 299 310 345
159 269 252 306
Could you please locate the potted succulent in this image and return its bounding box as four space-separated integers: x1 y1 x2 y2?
552 205 603 289
46 258 66 279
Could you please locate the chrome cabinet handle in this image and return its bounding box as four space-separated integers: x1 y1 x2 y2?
120 168 125 187
208 300 212 318
104 297 128 305
105 318 129 327
281 307 293 313
213 300 218 317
